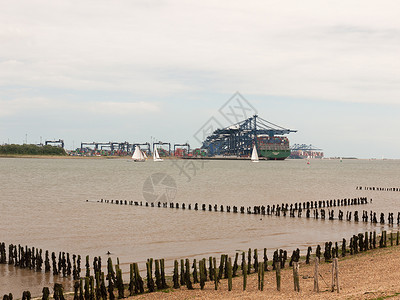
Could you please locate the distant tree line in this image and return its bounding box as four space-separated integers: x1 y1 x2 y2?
0 144 66 155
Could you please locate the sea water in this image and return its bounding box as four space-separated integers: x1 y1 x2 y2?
0 157 399 295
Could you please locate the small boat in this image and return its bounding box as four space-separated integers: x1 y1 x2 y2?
132 145 146 162
251 144 259 162
153 146 164 162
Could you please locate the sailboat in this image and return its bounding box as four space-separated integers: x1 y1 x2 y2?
153 147 164 162
132 145 146 162
251 144 259 162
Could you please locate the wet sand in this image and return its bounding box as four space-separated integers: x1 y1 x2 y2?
135 245 400 300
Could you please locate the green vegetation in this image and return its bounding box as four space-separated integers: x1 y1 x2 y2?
0 144 66 156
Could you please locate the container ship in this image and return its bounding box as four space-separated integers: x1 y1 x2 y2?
257 136 290 160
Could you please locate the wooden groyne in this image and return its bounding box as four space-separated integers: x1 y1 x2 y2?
93 197 400 226
2 229 398 298
356 186 400 192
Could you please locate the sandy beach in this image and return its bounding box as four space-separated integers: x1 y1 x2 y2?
132 245 400 300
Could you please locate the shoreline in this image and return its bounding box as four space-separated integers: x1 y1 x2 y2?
130 245 400 300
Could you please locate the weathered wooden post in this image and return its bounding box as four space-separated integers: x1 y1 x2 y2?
134 262 144 294
160 259 168 289
84 277 90 300
22 291 31 300
42 287 50 300
53 283 65 300
228 257 233 291
155 259 162 290
129 264 134 296
232 252 239 277
202 258 207 281
85 255 90 278
146 259 155 292
275 262 281 291
173 260 180 289
293 262 300 292
95 272 101 300
218 255 224 280
199 259 205 290
261 262 265 291
331 258 339 293
192 259 198 284
306 246 312 264
243 260 247 291
247 248 251 274
314 258 319 292
213 257 218 290
263 248 268 271
254 249 258 273
89 276 95 300
185 258 194 290
180 259 185 285
79 278 84 300
116 266 124 298
100 272 107 299
107 257 115 284
209 257 213 281
77 255 82 280
342 238 346 257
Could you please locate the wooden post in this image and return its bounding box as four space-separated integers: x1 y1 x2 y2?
233 252 239 277
180 259 185 285
228 257 232 291
129 264 134 296
134 262 144 294
192 259 198 284
314 258 319 292
390 232 393 246
243 261 247 291
160 259 168 289
247 248 251 274
209 257 213 281
293 262 300 292
275 262 281 291
146 259 155 292
331 258 339 293
261 262 265 291
199 259 205 290
155 259 162 290
185 258 194 289
213 257 218 290
173 260 180 289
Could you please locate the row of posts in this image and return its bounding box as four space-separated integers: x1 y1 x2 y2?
99 197 400 225
356 186 400 192
2 230 395 297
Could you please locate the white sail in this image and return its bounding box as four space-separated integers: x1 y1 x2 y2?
142 150 147 159
132 146 145 162
251 145 259 162
153 147 164 162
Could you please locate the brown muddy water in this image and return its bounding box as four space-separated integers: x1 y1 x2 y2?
1 157 399 295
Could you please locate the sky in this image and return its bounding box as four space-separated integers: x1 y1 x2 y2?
1 0 400 158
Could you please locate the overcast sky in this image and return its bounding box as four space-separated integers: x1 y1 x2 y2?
1 0 400 158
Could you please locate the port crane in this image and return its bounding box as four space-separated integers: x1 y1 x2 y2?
201 115 296 156
173 143 190 156
45 139 64 148
153 142 171 156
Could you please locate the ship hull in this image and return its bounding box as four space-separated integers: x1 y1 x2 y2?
259 149 290 160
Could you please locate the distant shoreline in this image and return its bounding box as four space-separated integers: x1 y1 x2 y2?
0 154 128 159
